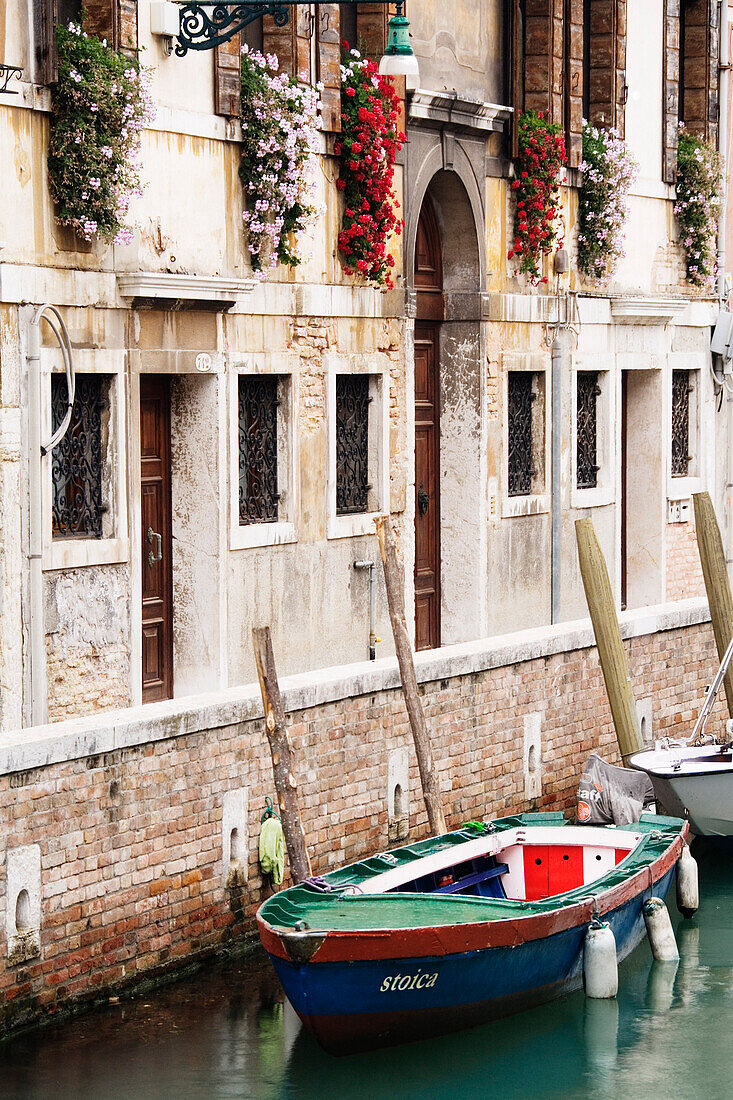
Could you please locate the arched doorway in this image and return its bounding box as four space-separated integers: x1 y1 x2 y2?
411 171 483 651
414 195 443 650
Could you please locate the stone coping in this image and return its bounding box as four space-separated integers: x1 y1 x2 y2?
0 598 710 776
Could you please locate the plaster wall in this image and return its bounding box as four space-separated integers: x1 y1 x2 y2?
409 0 506 106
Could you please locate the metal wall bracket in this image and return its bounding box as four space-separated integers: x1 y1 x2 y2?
0 65 23 94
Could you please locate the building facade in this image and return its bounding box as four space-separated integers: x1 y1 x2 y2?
0 1 725 734
0 0 730 1030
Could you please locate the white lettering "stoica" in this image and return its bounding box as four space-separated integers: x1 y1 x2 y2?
379 971 438 992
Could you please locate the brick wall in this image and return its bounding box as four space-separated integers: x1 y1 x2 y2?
0 602 719 1034
666 514 706 601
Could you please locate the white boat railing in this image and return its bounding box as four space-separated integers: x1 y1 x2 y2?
688 635 733 745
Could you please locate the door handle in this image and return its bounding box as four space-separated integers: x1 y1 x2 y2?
147 526 162 566
418 485 429 517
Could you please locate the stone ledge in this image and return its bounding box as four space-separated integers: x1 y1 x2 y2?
0 598 710 776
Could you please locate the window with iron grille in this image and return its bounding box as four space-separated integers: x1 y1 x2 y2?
576 371 600 489
507 372 535 496
336 374 370 515
238 375 279 524
51 374 106 539
671 369 691 477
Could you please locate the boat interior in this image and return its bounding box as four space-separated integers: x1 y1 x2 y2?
370 826 639 903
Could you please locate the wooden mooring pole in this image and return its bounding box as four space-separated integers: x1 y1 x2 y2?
252 626 312 883
575 518 642 762
692 491 733 719
374 515 447 836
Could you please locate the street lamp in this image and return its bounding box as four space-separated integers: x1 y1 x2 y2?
152 0 418 86
378 4 419 90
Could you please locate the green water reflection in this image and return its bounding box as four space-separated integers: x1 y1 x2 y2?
2 840 733 1100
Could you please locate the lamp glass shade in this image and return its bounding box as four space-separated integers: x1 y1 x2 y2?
379 12 419 87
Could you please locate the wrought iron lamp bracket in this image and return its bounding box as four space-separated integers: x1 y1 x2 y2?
0 64 23 94
175 0 392 55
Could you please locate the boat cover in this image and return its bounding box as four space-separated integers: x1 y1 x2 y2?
577 752 654 826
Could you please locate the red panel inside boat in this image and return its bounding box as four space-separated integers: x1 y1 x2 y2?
522 846 584 899
522 846 549 899
548 845 584 894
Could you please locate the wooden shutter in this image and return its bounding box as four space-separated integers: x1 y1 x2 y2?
565 0 584 167
587 0 627 136
118 0 138 54
215 35 242 117
523 0 565 126
84 0 138 54
263 8 312 83
681 0 719 142
663 0 681 183
35 0 58 84
356 4 390 60
317 5 341 131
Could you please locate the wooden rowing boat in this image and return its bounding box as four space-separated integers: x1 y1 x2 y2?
257 811 687 1054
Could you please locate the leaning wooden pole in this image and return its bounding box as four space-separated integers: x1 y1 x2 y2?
374 516 447 835
252 626 312 883
575 519 642 762
692 491 733 718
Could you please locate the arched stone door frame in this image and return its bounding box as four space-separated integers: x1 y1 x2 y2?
407 147 487 649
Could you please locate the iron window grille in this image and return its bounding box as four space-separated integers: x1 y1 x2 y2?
507 372 535 496
336 374 370 515
671 369 691 477
239 375 279 524
576 371 600 490
51 374 106 539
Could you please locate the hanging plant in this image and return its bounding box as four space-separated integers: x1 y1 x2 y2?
675 127 722 288
508 110 566 284
336 48 405 289
48 22 155 245
577 123 638 281
239 48 322 276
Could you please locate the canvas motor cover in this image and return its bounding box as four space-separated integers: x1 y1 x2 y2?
577 752 655 826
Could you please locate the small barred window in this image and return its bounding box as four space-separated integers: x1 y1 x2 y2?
238 375 279 524
336 375 370 515
507 371 535 496
51 374 106 539
576 371 600 490
671 369 691 477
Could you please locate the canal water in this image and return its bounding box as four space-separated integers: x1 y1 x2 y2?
2 840 732 1100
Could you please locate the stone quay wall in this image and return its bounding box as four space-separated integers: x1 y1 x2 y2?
0 598 720 1034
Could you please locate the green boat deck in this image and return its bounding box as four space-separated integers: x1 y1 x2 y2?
258 813 683 933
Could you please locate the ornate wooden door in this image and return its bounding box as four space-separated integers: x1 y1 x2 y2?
414 197 443 650
140 376 173 702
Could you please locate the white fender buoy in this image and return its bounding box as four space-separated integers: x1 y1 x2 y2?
643 897 679 961
676 844 699 919
584 919 618 999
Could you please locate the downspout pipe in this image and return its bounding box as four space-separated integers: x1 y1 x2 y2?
551 332 564 623
354 559 378 660
26 305 75 728
719 1 733 574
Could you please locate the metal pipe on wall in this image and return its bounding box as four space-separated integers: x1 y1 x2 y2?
25 305 76 728
551 332 564 623
353 559 378 660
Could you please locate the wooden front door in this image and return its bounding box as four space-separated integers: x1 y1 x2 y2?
414 323 441 649
140 376 173 702
414 196 443 650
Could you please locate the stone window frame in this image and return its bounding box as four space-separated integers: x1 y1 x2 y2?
229 353 299 551
570 353 615 510
326 352 390 540
501 352 550 519
41 350 128 571
666 352 703 502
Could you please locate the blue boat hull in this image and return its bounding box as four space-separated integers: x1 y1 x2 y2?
270 867 675 1054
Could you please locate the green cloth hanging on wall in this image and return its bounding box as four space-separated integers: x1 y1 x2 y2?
259 815 285 884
